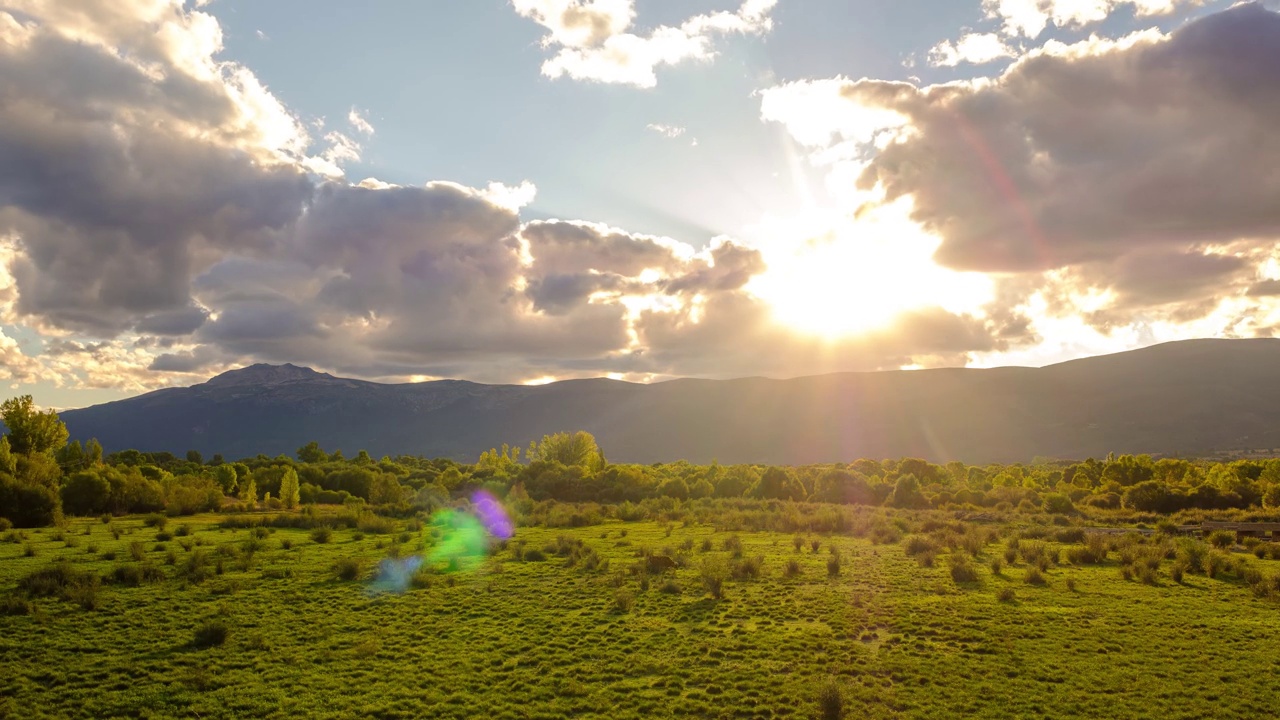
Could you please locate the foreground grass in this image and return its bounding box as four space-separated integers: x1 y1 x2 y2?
2 512 1280 719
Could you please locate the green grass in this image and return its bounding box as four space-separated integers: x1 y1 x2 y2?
3 513 1280 718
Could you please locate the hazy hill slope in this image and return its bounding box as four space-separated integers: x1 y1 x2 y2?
57 339 1280 464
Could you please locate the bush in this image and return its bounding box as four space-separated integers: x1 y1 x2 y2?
827 554 841 578
143 514 168 530
729 555 764 580
699 538 713 552
612 588 635 613
155 531 173 542
989 557 1003 575
193 620 229 647
0 594 31 616
106 563 165 586
310 526 333 544
1065 577 1077 592
333 557 364 581
0 518 11 532
18 561 100 604
523 548 547 562
701 557 728 599
903 535 939 557
1170 561 1186 584
816 677 844 720
174 524 192 537
722 535 744 556
1208 531 1235 549
949 554 979 583
659 579 681 594
1024 567 1047 586
996 587 1016 602
784 559 802 578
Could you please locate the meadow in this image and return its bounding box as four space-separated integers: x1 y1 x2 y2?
3 505 1280 719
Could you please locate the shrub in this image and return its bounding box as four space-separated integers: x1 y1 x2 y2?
1170 561 1186 584
1053 528 1086 544
193 620 229 648
0 518 11 532
701 557 728 599
722 535 744 556
333 557 364 581
917 550 937 568
23 543 36 558
128 541 145 562
816 677 844 720
143 514 168 530
174 524 192 537
949 554 979 583
699 538 713 552
1065 577 1077 592
523 548 547 562
996 587 1016 602
1208 531 1235 549
18 561 100 604
310 526 333 544
989 557 1003 575
792 535 805 551
810 539 821 553
0 594 31 616
105 563 166 586
730 555 764 580
827 554 841 578
357 515 397 535
280 539 293 550
659 579 681 594
903 535 938 557
784 559 802 578
1024 567 1047 586
613 588 635 613
1003 546 1018 565
155 531 173 542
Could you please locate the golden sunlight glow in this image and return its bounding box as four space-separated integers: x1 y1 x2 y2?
746 198 993 338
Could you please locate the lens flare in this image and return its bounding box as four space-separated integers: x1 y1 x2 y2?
472 490 513 540
370 493 514 593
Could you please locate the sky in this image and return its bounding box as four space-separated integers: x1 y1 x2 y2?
3 0 1280 409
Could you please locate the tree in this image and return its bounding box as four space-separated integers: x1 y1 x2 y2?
85 439 104 466
213 464 239 495
0 436 14 476
531 431 606 472
751 467 804 501
186 450 204 465
888 473 928 509
297 441 328 464
62 470 111 516
279 467 301 509
1 395 68 456
657 476 690 500
239 477 258 507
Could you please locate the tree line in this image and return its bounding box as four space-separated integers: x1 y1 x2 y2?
4 395 1280 528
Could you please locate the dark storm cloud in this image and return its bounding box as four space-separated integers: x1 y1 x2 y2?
133 306 210 336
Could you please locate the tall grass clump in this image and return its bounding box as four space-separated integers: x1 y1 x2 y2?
816 677 844 720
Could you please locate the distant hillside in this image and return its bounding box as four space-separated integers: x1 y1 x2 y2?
57 339 1280 464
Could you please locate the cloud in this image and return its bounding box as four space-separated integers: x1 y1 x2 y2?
348 107 374 135
928 32 1016 67
646 123 686 138
513 0 777 87
769 5 1280 275
0 0 1080 397
983 0 1205 39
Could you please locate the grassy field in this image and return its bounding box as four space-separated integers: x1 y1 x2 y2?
3 510 1280 719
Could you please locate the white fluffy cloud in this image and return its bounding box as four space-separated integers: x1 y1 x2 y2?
928 32 1017 66
513 0 777 87
983 0 1205 38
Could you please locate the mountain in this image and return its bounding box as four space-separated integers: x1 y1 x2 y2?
57 339 1280 464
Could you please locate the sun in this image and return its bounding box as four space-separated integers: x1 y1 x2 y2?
746 201 993 339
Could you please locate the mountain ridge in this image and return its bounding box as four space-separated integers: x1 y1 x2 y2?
58 338 1280 464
